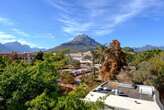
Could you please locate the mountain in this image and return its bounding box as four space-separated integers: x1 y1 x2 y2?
50 34 101 52
0 41 44 53
0 43 10 52
134 45 164 52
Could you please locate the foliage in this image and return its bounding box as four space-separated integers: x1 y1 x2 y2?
0 52 65 110
130 49 162 65
0 52 102 110
70 59 81 69
81 74 101 90
34 51 44 61
123 47 134 53
148 52 164 89
132 51 164 89
1 46 163 110
100 40 127 80
132 62 154 85
0 56 12 73
60 72 75 84
91 45 107 64
0 60 59 110
25 91 56 110
43 52 69 69
54 84 103 110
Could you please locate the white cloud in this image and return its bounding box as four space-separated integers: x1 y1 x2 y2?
0 32 16 43
46 0 72 14
0 31 37 47
47 0 164 36
12 28 29 37
17 39 37 47
0 17 14 26
46 33 56 39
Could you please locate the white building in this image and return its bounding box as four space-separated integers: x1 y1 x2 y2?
83 81 163 110
69 52 92 64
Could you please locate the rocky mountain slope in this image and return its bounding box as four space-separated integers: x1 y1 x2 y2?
50 34 101 52
0 41 43 53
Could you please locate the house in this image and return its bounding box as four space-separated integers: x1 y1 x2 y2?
83 81 163 110
69 51 93 64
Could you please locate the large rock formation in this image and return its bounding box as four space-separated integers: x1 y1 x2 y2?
100 40 127 81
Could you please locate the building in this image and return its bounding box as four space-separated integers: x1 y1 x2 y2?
72 68 91 76
69 51 92 64
0 52 34 63
83 81 163 110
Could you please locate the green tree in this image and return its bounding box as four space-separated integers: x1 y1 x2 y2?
0 59 59 110
43 52 69 69
34 51 44 61
26 91 56 110
132 51 164 88
0 56 11 73
60 72 75 84
131 49 162 65
54 84 103 110
123 47 134 53
0 52 103 110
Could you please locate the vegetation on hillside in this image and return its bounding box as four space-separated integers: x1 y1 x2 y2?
130 50 164 89
92 44 164 92
0 40 164 109
0 52 102 110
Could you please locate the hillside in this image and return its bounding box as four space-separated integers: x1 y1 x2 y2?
50 34 101 52
134 45 164 52
0 41 44 53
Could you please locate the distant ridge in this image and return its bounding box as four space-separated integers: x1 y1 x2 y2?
0 41 44 53
49 34 101 52
1 38 163 53
134 45 164 52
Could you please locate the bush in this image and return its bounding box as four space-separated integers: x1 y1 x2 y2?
60 72 75 84
132 52 164 88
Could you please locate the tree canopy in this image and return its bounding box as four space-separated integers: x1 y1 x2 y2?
0 52 102 110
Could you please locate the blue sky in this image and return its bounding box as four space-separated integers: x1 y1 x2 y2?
0 0 164 48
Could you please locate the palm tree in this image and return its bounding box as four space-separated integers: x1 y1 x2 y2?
100 40 127 80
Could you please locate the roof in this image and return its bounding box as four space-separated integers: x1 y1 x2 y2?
84 81 162 110
84 92 160 110
105 95 160 110
99 81 154 101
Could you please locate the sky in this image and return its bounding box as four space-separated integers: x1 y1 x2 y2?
0 0 164 49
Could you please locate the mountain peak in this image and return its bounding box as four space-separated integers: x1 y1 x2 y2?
72 34 91 42
0 41 44 53
50 34 101 52
5 41 21 45
70 34 100 47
